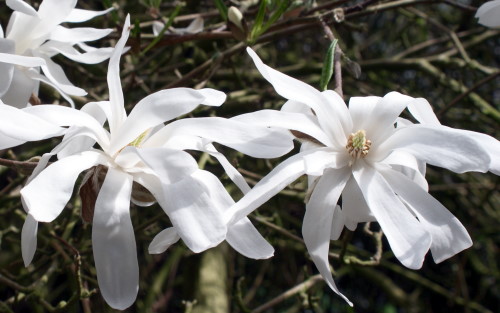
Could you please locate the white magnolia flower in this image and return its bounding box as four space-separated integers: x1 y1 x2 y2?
152 17 204 36
225 47 500 305
475 0 500 28
20 17 293 310
0 0 114 107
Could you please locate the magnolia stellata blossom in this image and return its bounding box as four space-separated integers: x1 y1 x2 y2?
0 0 114 107
475 0 500 28
225 47 500 305
152 17 204 36
20 17 293 310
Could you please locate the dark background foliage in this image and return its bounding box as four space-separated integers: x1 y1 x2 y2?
0 1 498 312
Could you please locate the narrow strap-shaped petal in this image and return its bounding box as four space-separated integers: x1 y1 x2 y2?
227 149 323 224
0 104 65 143
21 151 106 222
6 0 38 16
330 205 345 240
352 162 431 269
109 88 226 155
147 117 294 159
21 214 38 267
0 39 15 96
341 176 374 224
375 124 491 173
246 47 347 147
406 97 441 125
0 52 46 67
382 168 472 263
107 15 130 135
65 7 114 23
231 109 333 147
49 26 113 43
148 227 181 254
303 167 352 306
40 41 113 64
34 52 86 96
92 168 138 310
381 150 428 190
226 217 274 259
25 69 76 107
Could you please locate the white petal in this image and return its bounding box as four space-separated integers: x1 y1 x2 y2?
49 26 113 43
152 21 164 36
476 0 500 27
376 125 491 173
21 151 105 222
35 52 86 96
246 47 347 147
227 150 315 224
302 147 348 175
226 218 274 259
340 176 374 223
0 104 65 142
107 15 130 134
21 214 38 267
65 7 114 23
382 168 472 263
406 97 441 126
330 205 345 240
92 168 138 310
1 67 38 108
25 69 76 107
109 88 226 154
381 150 428 190
231 109 333 147
349 92 413 143
0 24 3 38
148 227 181 254
352 163 431 269
450 129 500 175
0 52 46 67
0 39 15 96
303 167 352 305
40 41 113 64
0 133 24 149
159 170 228 253
6 0 38 16
37 0 77 24
148 117 294 159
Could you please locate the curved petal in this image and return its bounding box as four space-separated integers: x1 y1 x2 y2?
0 39 15 96
476 1 500 27
406 97 441 126
21 214 38 267
158 170 229 253
92 168 138 310
65 7 114 23
227 150 319 224
149 227 181 254
303 167 352 305
35 52 86 96
107 15 130 134
49 26 113 43
382 168 472 263
246 47 347 147
109 88 226 154
40 41 113 64
21 151 106 222
381 150 428 190
36 0 77 35
341 175 375 224
148 117 294 159
1 67 37 108
6 0 38 16
0 52 46 67
349 92 413 144
0 104 65 142
133 147 199 184
226 217 274 259
375 125 491 173
330 205 345 240
25 69 76 107
231 109 333 147
302 147 349 175
352 162 431 269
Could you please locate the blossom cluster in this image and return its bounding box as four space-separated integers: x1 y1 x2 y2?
0 0 499 310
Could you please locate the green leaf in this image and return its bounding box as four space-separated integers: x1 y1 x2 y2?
215 0 228 21
250 0 269 41
263 0 290 31
319 39 338 91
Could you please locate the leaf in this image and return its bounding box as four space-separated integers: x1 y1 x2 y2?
319 39 338 91
263 0 290 31
215 0 228 21
250 0 269 41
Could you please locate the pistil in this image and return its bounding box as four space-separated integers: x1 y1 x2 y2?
346 130 371 163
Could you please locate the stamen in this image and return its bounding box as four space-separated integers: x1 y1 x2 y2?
346 130 371 163
128 129 151 148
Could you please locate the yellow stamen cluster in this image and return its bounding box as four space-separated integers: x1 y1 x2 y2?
128 129 150 148
346 130 371 160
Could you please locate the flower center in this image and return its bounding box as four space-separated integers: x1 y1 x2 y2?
346 130 371 161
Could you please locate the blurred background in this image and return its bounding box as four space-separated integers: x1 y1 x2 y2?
0 0 498 312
